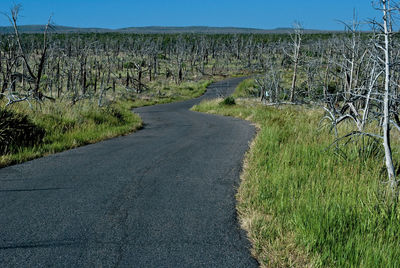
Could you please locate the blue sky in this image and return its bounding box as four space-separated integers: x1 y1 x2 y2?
0 0 380 30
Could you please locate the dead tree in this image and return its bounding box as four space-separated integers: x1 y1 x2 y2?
3 4 53 105
283 23 303 103
380 0 397 196
322 0 400 198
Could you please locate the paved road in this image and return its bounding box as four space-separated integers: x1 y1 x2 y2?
0 77 257 267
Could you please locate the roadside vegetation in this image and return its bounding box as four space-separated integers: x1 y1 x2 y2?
232 78 258 98
1 5 257 167
192 3 400 263
192 86 400 267
0 99 141 167
0 79 213 168
2 1 400 266
194 4 400 266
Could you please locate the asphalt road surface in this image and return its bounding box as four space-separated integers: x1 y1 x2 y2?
0 77 258 267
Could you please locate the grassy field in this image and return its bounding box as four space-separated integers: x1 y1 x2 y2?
191 94 400 267
0 79 212 168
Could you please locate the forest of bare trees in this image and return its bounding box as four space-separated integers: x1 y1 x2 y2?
2 1 400 197
3 1 400 267
0 5 276 108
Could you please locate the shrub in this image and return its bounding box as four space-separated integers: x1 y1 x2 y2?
220 96 236 106
0 108 45 154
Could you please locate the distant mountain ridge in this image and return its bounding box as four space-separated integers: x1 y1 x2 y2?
0 25 339 34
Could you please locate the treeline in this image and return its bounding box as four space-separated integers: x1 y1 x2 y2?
0 17 343 109
0 30 279 106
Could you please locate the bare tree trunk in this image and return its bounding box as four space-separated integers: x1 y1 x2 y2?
126 69 130 87
290 59 298 102
382 0 397 196
323 62 330 99
288 24 302 103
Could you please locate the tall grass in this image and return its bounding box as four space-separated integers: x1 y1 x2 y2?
0 100 142 167
192 99 400 267
232 78 258 98
130 80 213 108
0 79 213 168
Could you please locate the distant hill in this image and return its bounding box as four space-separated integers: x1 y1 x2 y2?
0 25 339 34
0 25 111 34
116 26 331 34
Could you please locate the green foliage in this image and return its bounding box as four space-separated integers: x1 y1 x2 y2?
220 96 236 106
157 53 167 60
0 108 45 154
192 100 400 267
327 81 339 94
124 61 135 69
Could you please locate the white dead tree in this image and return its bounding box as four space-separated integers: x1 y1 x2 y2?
322 0 400 198
256 57 282 104
283 23 303 103
1 4 54 107
379 0 397 196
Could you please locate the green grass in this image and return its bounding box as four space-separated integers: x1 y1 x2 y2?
129 80 213 108
0 100 142 168
0 79 213 168
232 78 258 98
192 99 400 267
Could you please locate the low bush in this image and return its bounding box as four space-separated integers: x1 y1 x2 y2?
0 108 45 154
220 96 236 106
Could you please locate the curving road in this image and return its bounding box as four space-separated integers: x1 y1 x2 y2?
0 77 257 267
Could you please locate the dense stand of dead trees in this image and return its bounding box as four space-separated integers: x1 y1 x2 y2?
0 14 277 107
2 2 400 197
320 0 400 198
0 6 272 106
